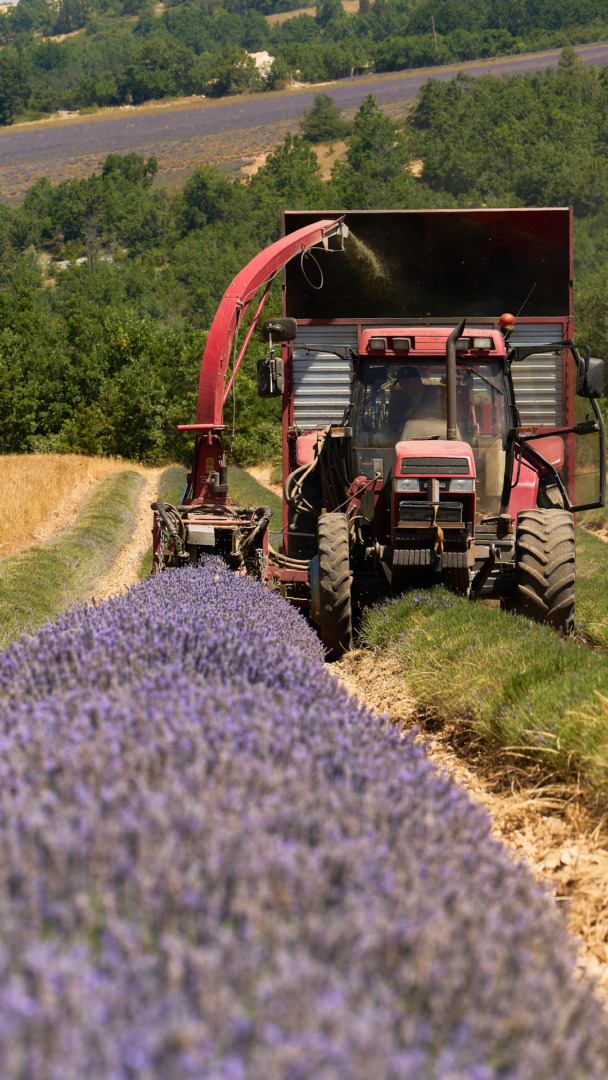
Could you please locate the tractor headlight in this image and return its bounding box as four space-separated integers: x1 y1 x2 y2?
449 478 475 492
394 478 420 492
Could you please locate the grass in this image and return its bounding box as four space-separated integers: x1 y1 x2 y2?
0 453 124 559
138 465 188 578
158 465 188 505
227 467 284 548
360 521 608 795
227 467 282 516
0 470 144 648
361 587 608 794
575 525 608 649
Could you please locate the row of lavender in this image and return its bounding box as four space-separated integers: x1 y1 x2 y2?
0 561 605 1078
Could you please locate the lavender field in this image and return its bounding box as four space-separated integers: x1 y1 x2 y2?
0 560 606 1078
2 43 608 200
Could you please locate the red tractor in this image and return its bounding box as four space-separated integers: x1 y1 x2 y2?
153 209 605 657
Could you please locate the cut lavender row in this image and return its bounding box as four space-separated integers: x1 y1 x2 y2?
0 561 605 1078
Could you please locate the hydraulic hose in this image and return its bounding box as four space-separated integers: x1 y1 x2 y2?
268 543 310 569
240 506 273 557
320 434 350 511
284 460 319 518
151 501 188 560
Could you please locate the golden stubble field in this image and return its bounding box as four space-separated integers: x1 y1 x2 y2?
0 453 123 558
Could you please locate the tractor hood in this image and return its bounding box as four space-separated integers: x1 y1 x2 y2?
395 440 476 479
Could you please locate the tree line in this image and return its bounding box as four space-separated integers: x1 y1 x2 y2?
0 0 607 123
0 55 606 465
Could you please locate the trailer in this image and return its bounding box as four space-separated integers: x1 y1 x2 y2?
153 208 605 656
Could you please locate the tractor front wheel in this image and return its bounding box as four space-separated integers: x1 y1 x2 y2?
514 508 575 632
313 512 352 660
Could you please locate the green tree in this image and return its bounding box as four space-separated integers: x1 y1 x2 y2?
331 94 419 207
410 58 608 208
102 152 158 185
120 39 196 103
175 164 244 234
301 92 349 143
248 133 325 240
315 0 343 28
0 51 33 125
9 0 53 35
52 0 90 34
207 45 260 96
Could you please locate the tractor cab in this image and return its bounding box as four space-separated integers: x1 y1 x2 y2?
351 327 511 529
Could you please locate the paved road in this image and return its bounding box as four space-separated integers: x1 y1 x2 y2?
0 41 607 191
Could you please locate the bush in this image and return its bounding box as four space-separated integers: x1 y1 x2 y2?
300 92 350 143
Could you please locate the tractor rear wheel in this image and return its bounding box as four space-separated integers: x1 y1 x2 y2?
514 508 575 632
316 512 352 660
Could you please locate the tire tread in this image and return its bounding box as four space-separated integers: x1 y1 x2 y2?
317 513 352 659
515 508 575 631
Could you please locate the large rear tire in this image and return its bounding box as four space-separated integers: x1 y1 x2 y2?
316 512 352 660
514 508 575 632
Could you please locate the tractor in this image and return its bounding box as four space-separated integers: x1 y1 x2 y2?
153 209 605 657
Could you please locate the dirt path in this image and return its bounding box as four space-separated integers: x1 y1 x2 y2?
335 648 608 1001
88 467 162 603
584 523 608 543
31 471 116 547
26 460 161 600
246 465 282 497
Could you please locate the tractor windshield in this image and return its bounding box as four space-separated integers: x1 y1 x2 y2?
351 360 510 520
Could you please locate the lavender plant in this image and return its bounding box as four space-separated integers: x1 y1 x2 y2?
0 561 605 1079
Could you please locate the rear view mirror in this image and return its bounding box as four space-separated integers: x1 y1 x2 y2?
584 357 604 398
576 353 604 398
262 317 297 343
257 356 284 398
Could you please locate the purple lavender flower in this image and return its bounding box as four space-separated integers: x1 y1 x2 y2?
0 560 603 1077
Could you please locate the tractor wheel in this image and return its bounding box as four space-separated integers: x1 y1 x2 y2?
514 508 575 632
316 512 352 660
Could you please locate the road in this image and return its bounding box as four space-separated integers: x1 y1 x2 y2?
1 41 607 199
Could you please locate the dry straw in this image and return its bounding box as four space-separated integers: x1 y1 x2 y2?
0 454 122 558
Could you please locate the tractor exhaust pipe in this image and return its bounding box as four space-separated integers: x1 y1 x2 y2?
446 318 466 440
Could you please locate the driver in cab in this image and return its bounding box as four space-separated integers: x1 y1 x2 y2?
387 366 436 433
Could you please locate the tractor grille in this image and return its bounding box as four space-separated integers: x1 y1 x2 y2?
400 457 470 475
398 500 464 522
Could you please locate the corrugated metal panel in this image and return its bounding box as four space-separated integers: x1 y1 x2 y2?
293 325 356 429
509 323 565 427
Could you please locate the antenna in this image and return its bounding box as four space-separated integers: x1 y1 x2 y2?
516 283 536 318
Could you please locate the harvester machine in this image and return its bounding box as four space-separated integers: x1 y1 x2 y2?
153 209 606 657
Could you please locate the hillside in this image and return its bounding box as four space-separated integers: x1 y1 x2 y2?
2 43 608 202
0 0 607 124
0 52 607 470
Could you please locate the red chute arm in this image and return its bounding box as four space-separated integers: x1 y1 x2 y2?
196 217 346 426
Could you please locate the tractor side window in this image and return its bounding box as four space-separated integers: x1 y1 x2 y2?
352 363 390 447
352 363 397 489
459 364 510 521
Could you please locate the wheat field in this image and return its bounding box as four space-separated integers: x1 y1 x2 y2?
0 454 124 558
